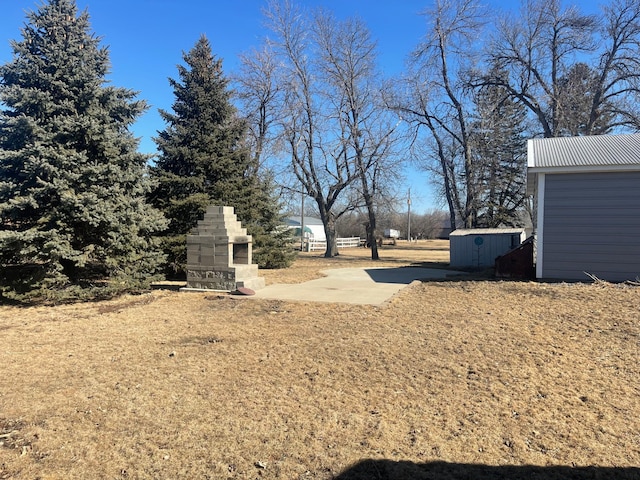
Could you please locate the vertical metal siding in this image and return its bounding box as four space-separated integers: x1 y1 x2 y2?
450 231 525 268
542 172 640 281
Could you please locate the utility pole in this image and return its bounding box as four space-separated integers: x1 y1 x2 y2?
300 185 305 251
407 188 411 242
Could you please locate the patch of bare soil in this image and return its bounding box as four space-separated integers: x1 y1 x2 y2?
0 241 638 479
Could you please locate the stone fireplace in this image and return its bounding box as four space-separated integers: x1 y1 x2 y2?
182 206 265 292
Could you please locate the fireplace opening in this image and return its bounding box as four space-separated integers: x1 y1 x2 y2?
233 243 249 264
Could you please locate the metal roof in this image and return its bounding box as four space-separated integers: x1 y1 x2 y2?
450 228 525 236
528 133 640 171
286 216 324 226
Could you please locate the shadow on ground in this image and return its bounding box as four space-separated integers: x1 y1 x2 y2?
364 266 462 284
333 459 640 480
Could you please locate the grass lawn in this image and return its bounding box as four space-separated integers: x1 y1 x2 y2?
1 241 638 479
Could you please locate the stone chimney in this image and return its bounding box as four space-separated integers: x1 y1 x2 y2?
182 206 265 292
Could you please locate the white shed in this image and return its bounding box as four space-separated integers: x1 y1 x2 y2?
285 216 326 241
450 228 526 268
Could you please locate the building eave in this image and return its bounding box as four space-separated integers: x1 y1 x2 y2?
528 164 640 174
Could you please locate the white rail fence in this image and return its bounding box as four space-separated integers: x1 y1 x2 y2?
305 237 361 252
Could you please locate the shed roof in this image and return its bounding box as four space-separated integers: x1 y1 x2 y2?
286 216 323 226
527 133 640 172
450 228 525 236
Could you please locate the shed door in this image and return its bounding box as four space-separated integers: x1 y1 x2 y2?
542 171 640 281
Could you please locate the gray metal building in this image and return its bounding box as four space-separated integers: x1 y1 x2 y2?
527 133 640 282
449 228 526 268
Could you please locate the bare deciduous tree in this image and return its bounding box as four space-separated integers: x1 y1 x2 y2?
485 0 640 137
248 0 402 258
235 45 282 170
264 1 359 256
412 210 450 239
314 12 403 259
393 0 486 229
555 62 613 136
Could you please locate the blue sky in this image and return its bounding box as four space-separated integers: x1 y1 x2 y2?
0 0 602 213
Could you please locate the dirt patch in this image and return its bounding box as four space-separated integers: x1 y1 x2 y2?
0 418 39 464
0 240 638 479
95 294 158 315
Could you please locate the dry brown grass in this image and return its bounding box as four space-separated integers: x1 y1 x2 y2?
259 240 452 286
1 241 638 479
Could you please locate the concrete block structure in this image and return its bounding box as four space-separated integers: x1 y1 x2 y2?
182 206 265 292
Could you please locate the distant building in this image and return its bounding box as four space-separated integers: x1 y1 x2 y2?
285 216 326 241
436 220 454 239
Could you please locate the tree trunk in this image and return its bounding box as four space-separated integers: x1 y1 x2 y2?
323 214 339 257
363 195 379 260
365 216 379 260
318 206 339 257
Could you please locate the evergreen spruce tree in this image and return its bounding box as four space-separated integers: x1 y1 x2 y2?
0 0 167 302
149 35 294 274
241 172 296 270
471 69 528 228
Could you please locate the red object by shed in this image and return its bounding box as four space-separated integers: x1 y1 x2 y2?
495 236 535 280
